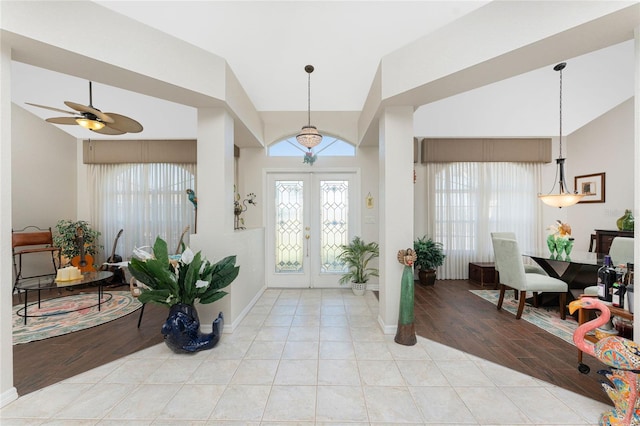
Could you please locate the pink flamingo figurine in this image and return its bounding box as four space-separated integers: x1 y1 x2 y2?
569 298 640 425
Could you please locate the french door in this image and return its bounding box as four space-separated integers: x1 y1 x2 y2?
266 172 358 288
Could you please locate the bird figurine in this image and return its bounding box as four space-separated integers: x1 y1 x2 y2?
186 189 197 209
569 297 640 425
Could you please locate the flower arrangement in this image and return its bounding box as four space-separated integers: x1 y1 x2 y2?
547 220 572 239
546 220 574 255
128 236 239 307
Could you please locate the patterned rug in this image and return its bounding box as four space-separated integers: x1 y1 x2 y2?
470 289 578 346
13 291 142 345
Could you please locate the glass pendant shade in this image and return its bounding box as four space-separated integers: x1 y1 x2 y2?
76 117 105 130
296 125 322 149
538 193 584 208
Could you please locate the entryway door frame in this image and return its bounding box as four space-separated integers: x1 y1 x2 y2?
265 168 361 289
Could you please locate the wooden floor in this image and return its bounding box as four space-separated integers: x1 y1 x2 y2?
13 279 611 405
412 280 610 405
12 283 168 396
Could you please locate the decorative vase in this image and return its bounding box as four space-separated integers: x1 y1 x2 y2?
564 238 574 256
617 209 634 231
622 210 635 231
546 234 557 255
161 303 224 353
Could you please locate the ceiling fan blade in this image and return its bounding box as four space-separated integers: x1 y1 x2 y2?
64 101 115 124
91 125 126 136
25 102 78 115
46 117 78 125
103 113 143 133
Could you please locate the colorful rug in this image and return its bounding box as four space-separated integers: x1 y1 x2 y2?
470 289 578 346
13 291 142 345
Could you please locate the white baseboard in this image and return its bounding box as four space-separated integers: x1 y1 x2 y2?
1 387 18 408
224 285 267 333
377 314 396 335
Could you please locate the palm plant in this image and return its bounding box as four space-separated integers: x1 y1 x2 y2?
336 236 380 285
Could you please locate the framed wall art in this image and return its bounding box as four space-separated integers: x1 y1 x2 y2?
574 172 605 203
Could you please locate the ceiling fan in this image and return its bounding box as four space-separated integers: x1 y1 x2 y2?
26 81 143 135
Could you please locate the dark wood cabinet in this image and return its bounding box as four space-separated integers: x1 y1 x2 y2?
595 229 634 254
468 262 496 287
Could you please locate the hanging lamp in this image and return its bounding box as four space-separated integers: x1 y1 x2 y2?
538 62 584 208
296 65 322 160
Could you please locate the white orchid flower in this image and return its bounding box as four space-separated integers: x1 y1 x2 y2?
181 247 195 264
195 280 209 289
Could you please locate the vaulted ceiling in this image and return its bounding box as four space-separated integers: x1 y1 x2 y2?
7 1 639 142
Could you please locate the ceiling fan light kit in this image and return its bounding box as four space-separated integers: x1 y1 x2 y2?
27 81 143 135
76 117 105 131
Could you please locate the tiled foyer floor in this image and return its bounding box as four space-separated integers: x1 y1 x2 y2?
1 289 611 425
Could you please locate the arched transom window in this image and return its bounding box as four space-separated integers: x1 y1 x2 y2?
268 135 356 157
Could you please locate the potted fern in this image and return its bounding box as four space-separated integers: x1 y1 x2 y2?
336 236 379 295
413 236 445 286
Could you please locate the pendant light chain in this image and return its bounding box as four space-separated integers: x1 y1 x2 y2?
307 71 311 127
558 65 563 159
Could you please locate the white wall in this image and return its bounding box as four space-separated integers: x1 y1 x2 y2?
237 143 381 288
11 104 77 276
565 98 634 251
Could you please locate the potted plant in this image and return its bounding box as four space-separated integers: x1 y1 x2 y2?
52 219 101 266
128 236 240 353
413 236 445 286
336 236 379 295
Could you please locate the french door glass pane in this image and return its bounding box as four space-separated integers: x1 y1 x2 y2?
275 180 304 273
320 180 349 273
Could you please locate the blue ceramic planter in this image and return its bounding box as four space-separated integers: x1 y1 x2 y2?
161 303 224 354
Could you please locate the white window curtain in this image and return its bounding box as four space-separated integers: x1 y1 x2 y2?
424 162 544 279
88 163 196 262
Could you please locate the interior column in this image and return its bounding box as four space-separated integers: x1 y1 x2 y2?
0 40 18 407
192 107 235 328
378 106 415 332
196 107 235 236
633 26 639 341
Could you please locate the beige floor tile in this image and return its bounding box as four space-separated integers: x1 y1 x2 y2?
274 359 318 385
2 289 610 426
316 385 368 422
318 359 361 386
262 385 316 422
363 386 423 423
209 385 271 421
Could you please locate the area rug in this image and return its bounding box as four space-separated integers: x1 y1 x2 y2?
13 291 142 345
470 289 578 346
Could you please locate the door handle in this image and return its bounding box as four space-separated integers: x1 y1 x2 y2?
305 234 310 257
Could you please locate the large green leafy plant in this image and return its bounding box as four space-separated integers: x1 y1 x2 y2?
53 219 101 260
336 236 379 285
128 236 240 307
413 236 445 271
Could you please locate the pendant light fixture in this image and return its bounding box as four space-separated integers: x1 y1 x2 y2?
296 65 322 158
538 62 584 208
